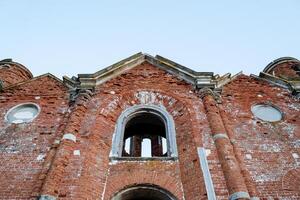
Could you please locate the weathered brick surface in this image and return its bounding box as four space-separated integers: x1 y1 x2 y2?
222 74 300 199
0 59 299 200
269 61 300 79
201 92 249 197
0 62 32 87
0 75 69 199
58 63 208 199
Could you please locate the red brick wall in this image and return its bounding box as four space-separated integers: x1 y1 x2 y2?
0 63 32 88
56 62 211 200
0 75 69 199
269 61 300 80
0 61 299 200
222 74 300 199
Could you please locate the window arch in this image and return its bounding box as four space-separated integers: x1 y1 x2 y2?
110 104 178 159
111 184 178 200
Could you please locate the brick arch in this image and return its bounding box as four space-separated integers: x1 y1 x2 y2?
0 61 33 87
282 168 300 194
74 88 206 199
109 103 178 158
111 183 178 200
104 167 183 200
102 89 205 199
263 57 300 79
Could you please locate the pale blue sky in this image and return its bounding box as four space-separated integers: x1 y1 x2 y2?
1 1 299 78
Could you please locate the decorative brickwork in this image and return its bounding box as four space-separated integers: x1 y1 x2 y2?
0 54 299 200
0 59 33 88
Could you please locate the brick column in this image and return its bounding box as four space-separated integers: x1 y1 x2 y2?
151 136 163 156
39 89 93 200
199 88 250 200
219 105 260 200
132 135 142 157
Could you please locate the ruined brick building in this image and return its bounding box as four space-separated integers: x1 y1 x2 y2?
0 53 299 200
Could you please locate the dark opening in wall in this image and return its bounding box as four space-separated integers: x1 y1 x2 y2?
112 185 177 200
110 104 178 159
122 112 167 157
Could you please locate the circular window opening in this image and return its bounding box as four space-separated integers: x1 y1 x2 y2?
251 104 282 122
5 103 40 124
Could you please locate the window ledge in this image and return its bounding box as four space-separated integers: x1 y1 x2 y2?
109 156 178 162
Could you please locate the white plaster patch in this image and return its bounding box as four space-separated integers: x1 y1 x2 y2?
35 96 40 100
54 139 60 145
101 98 119 115
245 154 252 160
256 173 278 182
134 91 177 106
73 150 80 156
259 143 281 152
109 91 115 95
292 153 299 159
135 91 157 104
193 103 207 120
171 110 179 117
62 133 76 142
205 149 211 156
257 94 263 97
37 154 46 161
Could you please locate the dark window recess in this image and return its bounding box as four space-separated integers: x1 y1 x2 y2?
122 113 167 157
112 185 177 200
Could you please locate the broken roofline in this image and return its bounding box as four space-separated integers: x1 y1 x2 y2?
63 52 240 89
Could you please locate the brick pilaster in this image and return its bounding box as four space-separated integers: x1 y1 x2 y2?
199 88 250 200
151 136 163 156
39 89 93 199
132 135 142 157
219 105 260 200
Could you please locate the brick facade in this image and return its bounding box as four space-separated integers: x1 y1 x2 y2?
0 54 299 200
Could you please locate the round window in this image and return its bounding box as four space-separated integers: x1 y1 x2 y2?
5 103 40 124
251 104 282 122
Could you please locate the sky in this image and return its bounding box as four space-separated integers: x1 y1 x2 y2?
1 1 300 79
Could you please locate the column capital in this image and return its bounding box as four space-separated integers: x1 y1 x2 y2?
198 87 222 103
78 89 93 101
69 88 94 105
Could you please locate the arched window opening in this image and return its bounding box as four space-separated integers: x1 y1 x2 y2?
122 112 167 157
110 104 178 159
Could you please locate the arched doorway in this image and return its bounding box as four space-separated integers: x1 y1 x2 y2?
111 185 177 200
